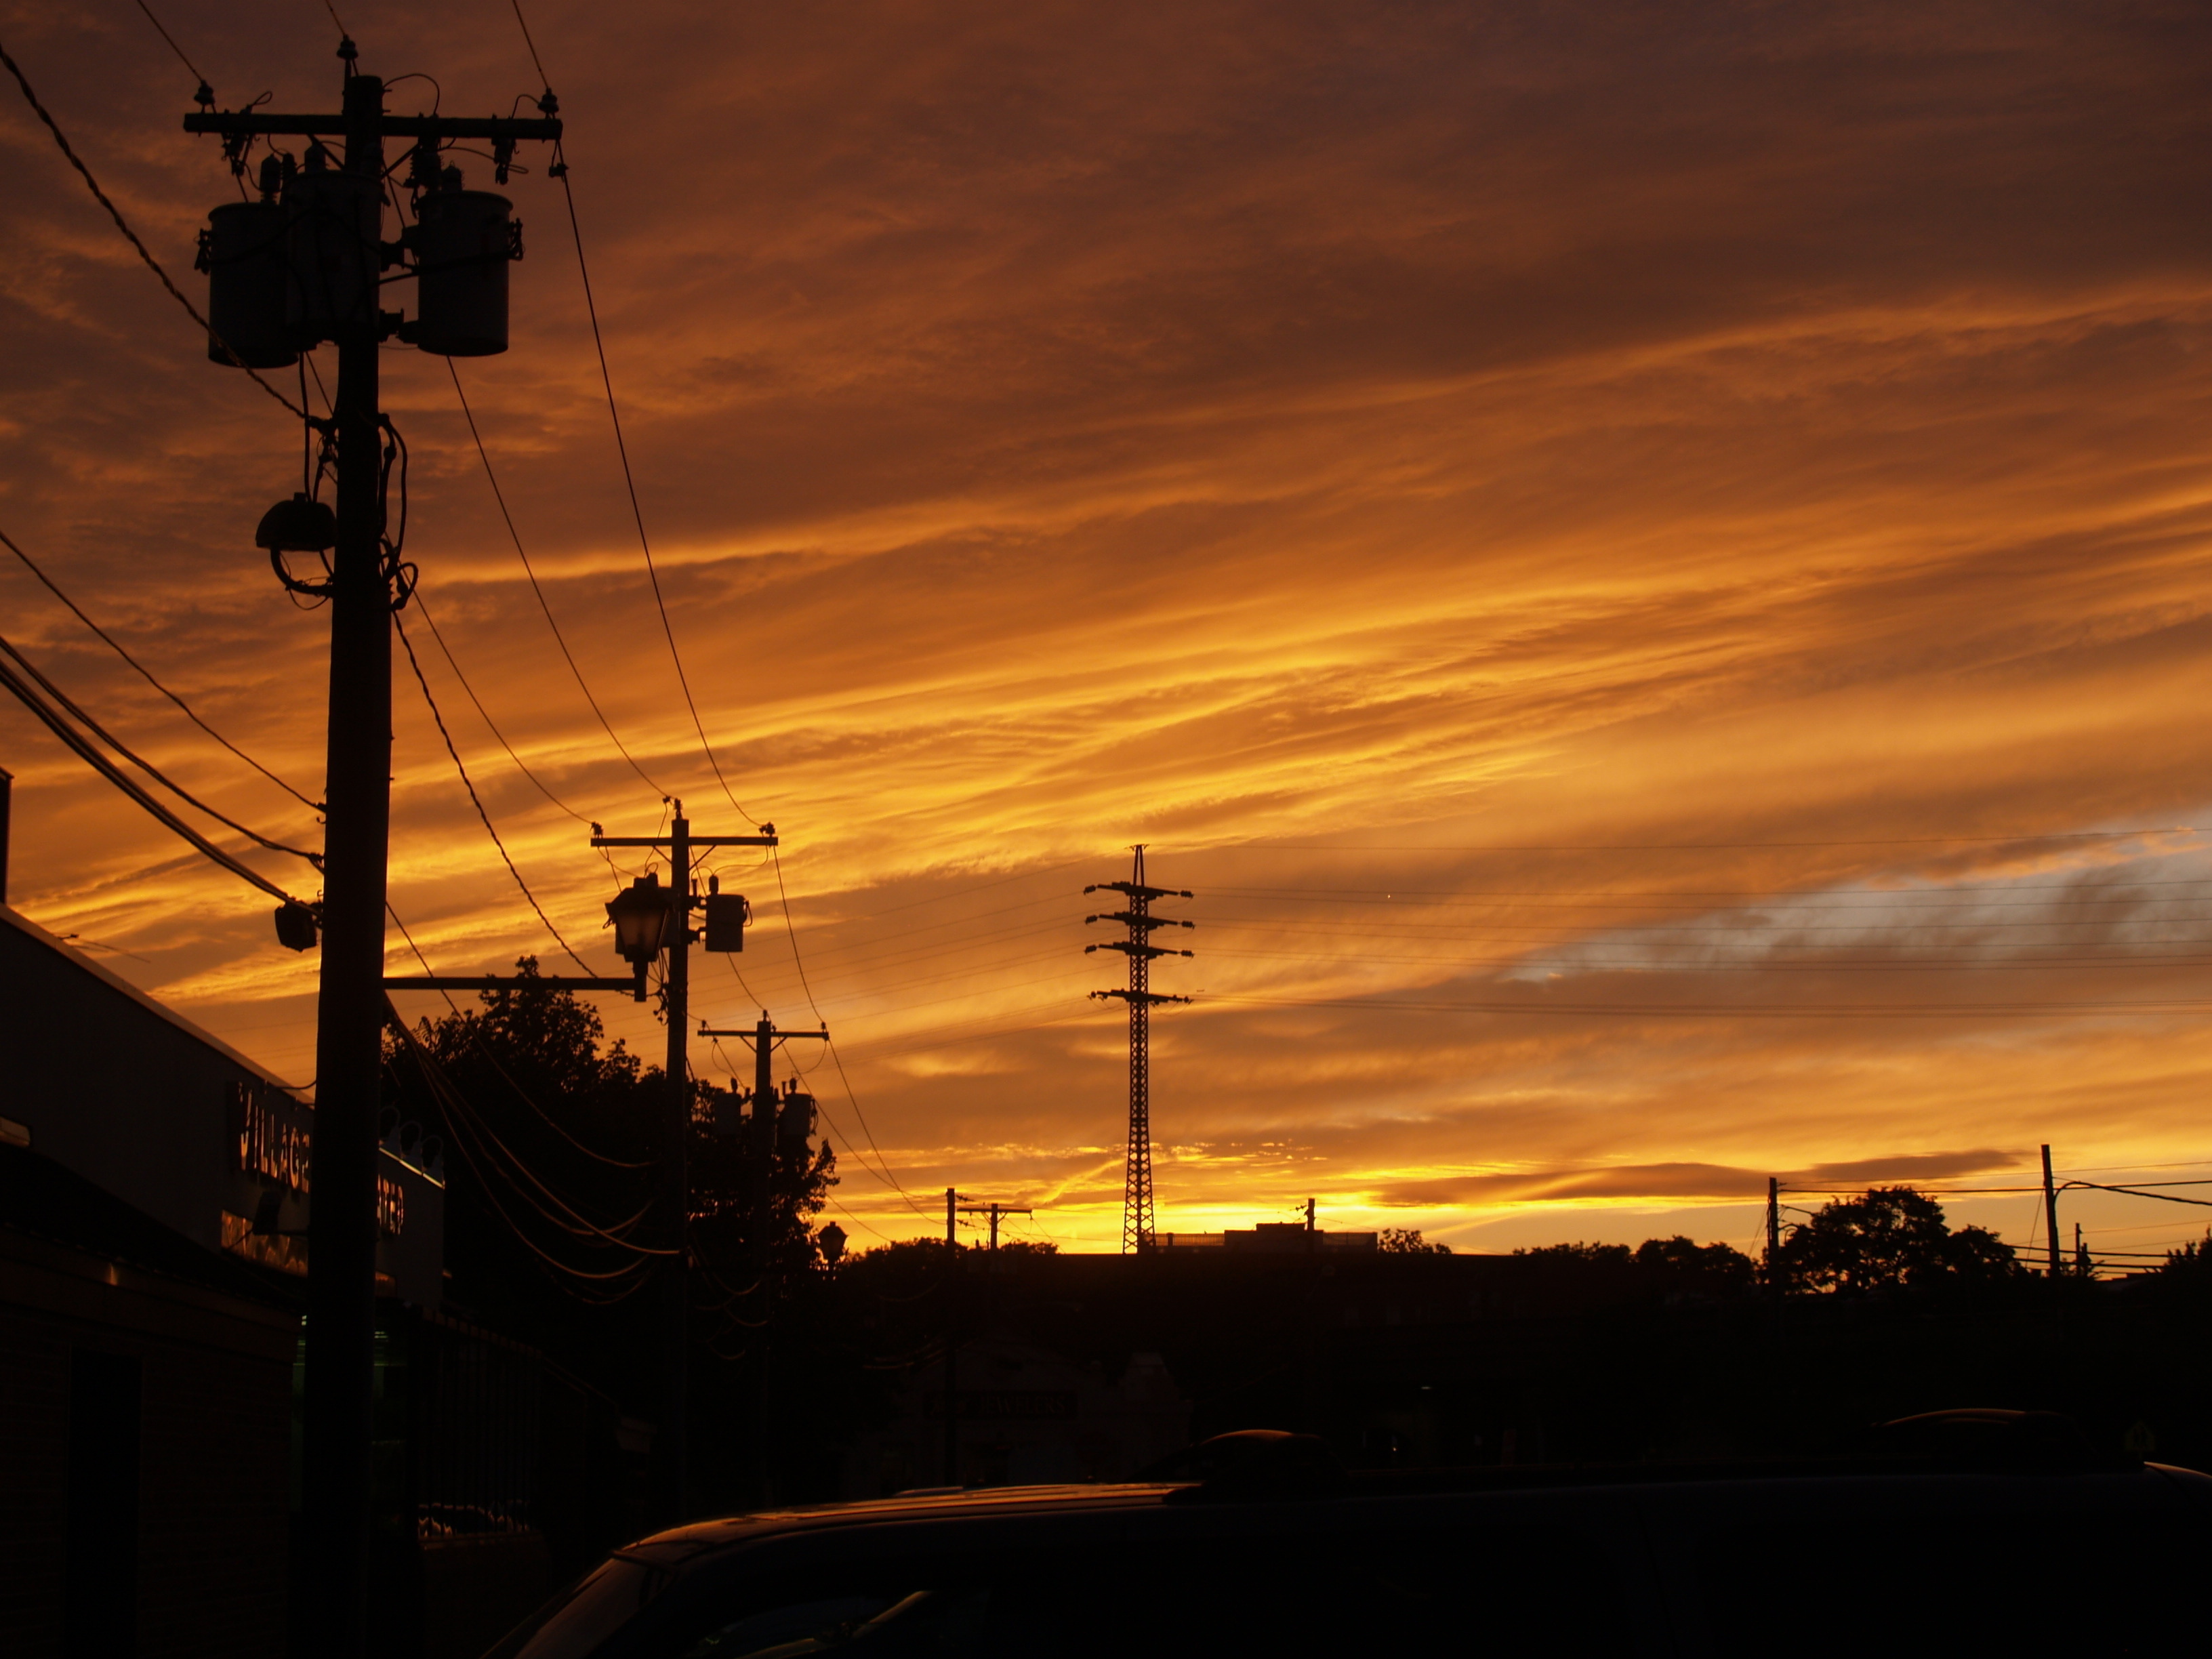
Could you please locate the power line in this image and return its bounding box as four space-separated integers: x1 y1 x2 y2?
410 586 592 826
0 630 321 867
0 649 306 907
1204 945 2212 973
773 848 931 1220
1200 991 2212 1020
1208 830 2198 853
0 39 305 417
508 0 553 94
550 142 750 821
130 0 211 98
393 609 594 974
2 527 321 812
1212 876 2212 901
445 359 665 799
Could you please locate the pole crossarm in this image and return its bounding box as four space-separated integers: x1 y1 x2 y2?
1087 940 1193 961
592 834 776 848
1086 880 1192 901
184 112 563 142
699 1025 830 1042
1090 988 1193 1006
384 973 642 993
1086 909 1193 931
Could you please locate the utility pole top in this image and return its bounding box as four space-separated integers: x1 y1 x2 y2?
185 110 562 142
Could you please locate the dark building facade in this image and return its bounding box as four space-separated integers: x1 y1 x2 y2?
0 903 444 1303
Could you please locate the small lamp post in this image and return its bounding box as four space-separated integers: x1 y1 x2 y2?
606 873 674 989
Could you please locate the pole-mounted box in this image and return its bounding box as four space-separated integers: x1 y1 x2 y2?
704 893 749 952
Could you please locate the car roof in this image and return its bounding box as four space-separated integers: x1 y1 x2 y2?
615 1483 1187 1565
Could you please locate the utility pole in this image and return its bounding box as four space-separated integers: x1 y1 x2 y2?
696 1012 827 1504
958 1200 1033 1250
186 57 558 1656
1305 1197 1317 1233
1086 846 1193 1252
591 807 777 1521
1765 1176 1782 1295
2042 1144 2063 1279
943 1186 964 1484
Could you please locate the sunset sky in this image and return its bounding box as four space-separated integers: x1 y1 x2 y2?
7 0 2212 1256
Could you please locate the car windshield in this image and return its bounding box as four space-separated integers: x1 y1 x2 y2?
489 1556 672 1659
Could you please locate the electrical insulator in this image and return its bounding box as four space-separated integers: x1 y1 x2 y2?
283 150 382 343
412 188 518 356
200 202 298 368
777 1083 815 1158
704 893 750 953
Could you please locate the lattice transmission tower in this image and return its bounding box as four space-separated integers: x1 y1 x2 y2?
1086 846 1194 1252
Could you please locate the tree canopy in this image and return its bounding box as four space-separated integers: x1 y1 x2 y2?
1776 1187 2022 1294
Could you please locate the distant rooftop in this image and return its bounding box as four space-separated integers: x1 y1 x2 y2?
1155 1222 1378 1253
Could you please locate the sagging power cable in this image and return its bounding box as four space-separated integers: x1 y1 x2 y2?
0 628 319 865
393 609 594 975
445 360 666 800
411 586 593 827
1 528 321 812
0 650 308 907
0 39 305 417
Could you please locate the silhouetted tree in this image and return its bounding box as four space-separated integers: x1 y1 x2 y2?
382 959 837 1399
1776 1187 2022 1293
1513 1242 1632 1266
2147 1229 2212 1292
1379 1227 1452 1254
1633 1235 1755 1298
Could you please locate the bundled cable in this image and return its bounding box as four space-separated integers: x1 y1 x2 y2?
1 527 320 811
0 631 321 867
0 640 311 908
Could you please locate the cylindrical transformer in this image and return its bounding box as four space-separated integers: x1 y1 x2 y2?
413 189 516 357
202 201 298 369
282 161 382 344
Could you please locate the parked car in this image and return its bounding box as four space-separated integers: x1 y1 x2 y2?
488 1414 2212 1658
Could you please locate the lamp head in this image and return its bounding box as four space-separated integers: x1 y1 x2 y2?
255 493 337 554
605 872 673 966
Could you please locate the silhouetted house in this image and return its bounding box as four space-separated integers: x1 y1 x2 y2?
846 1336 1190 1496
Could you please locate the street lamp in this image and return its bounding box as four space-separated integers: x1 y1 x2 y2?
606 872 675 966
254 491 337 552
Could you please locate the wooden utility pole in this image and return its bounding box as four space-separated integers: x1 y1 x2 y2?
697 1012 827 1503
943 1185 964 1483
2042 1144 2064 1278
186 65 560 1654
594 810 776 1521
1765 1176 1782 1294
958 1200 1033 1250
